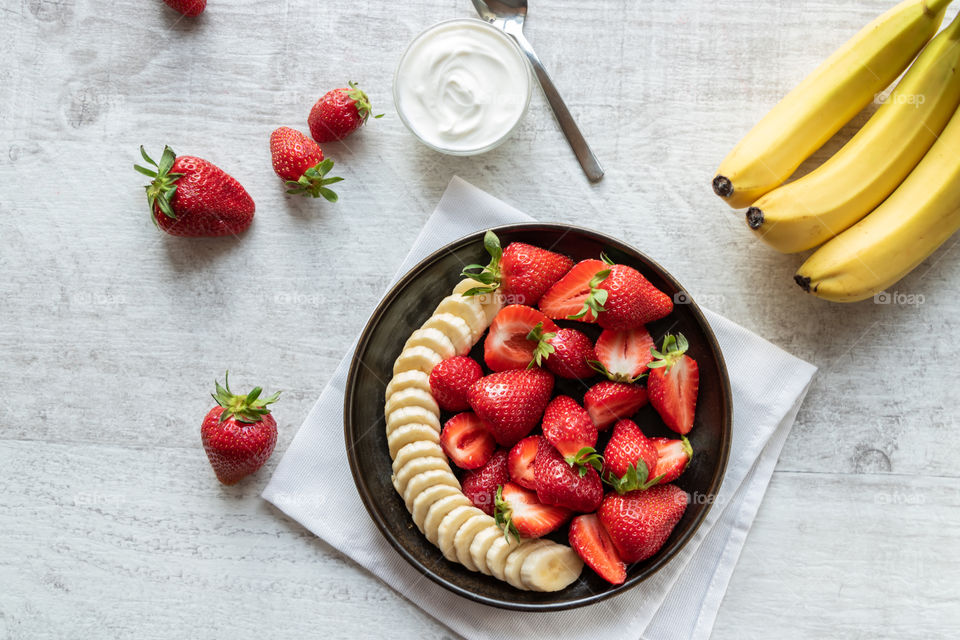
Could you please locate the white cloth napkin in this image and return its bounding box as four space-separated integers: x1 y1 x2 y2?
263 177 817 640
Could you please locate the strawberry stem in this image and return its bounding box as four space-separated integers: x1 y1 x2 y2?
567 268 611 320
212 371 281 424
345 81 383 122
603 461 664 494
493 485 521 543
460 230 504 296
285 158 344 201
526 321 557 369
648 333 689 373
134 145 184 225
565 446 604 477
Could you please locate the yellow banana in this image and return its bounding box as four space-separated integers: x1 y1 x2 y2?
747 10 960 253
794 101 960 302
713 0 950 209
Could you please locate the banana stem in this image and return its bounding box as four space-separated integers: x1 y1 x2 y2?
925 0 953 16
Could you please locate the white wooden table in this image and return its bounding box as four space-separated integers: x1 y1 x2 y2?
2 0 959 637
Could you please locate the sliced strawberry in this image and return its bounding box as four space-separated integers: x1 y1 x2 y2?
440 412 496 470
508 435 543 490
545 328 597 379
538 259 608 323
647 334 699 435
541 395 598 460
429 356 483 412
569 514 626 585
462 449 510 515
583 381 649 431
651 436 693 483
592 327 655 383
495 482 571 540
534 441 604 513
484 305 559 372
603 419 660 494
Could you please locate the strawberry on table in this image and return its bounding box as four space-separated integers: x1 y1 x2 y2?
200 372 280 485
440 412 496 470
598 484 688 563
308 81 382 143
544 328 597 379
135 146 255 237
468 368 554 447
507 435 544 490
163 0 205 16
269 127 343 201
483 305 559 372
538 259 608 322
462 449 511 515
494 482 571 540
651 436 693 484
603 419 661 494
583 380 649 431
429 355 483 412
535 441 603 513
541 395 598 461
568 514 626 585
591 326 656 383
460 231 574 306
647 333 699 435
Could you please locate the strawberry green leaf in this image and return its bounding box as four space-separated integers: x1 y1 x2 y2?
525 322 557 369
493 485 521 544
567 269 611 320
460 230 504 296
212 370 281 424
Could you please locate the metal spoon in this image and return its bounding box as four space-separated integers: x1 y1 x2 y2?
473 0 604 182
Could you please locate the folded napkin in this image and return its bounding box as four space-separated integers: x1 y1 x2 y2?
263 177 817 640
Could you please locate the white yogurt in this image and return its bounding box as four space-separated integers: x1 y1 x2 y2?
394 19 531 154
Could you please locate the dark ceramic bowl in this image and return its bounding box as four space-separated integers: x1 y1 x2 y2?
344 223 732 611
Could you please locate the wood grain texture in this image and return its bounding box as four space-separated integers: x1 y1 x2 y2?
1 0 959 637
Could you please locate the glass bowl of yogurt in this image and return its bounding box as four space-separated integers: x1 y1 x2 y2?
394 18 532 156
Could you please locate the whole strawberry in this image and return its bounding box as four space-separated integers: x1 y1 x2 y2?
200 372 280 485
467 368 554 447
135 146 255 237
541 395 598 460
462 448 511 515
603 419 661 494
545 328 597 379
461 231 574 306
308 81 382 143
429 356 483 412
595 257 673 330
269 127 343 201
598 484 688 563
164 0 205 16
534 441 603 513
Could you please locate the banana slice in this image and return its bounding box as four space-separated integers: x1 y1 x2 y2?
392 456 452 496
393 345 443 376
434 295 488 343
453 278 504 325
387 423 440 459
422 494 472 544
485 534 524 582
453 514 495 571
392 441 446 476
403 469 460 512
385 387 439 419
386 406 440 436
420 313 474 356
520 545 584 592
469 525 503 576
438 506 486 562
504 540 552 590
385 370 431 402
404 328 457 361
412 484 463 532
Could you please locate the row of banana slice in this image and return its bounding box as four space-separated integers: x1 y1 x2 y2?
383 278 584 592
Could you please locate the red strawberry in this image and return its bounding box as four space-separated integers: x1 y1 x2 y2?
508 435 543 490
651 436 693 484
592 327 655 383
135 146 255 237
603 419 660 494
462 448 511 515
541 395 598 460
429 356 483 412
538 259 608 322
494 482 570 539
598 484 688 563
583 381 649 431
468 369 554 447
596 261 673 330
440 412 496 470
544 328 597 379
484 305 559 372
308 81 381 143
269 127 343 201
460 231 574 306
534 441 603 513
568 514 626 585
647 334 699 435
200 372 280 485
163 0 205 16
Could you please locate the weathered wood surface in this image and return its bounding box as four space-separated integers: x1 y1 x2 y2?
1 0 959 637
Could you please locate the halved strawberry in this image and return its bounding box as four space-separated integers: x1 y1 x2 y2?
494 482 571 540
647 334 699 435
545 328 597 379
508 435 543 490
462 449 511 515
484 305 559 372
591 327 655 383
583 381 649 431
440 412 496 470
538 259 608 322
651 436 693 483
603 419 661 494
541 395 598 460
568 514 626 585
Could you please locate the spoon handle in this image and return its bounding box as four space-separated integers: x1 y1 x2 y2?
508 29 604 182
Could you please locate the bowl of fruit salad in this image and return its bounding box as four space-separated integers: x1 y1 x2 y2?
344 224 732 610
